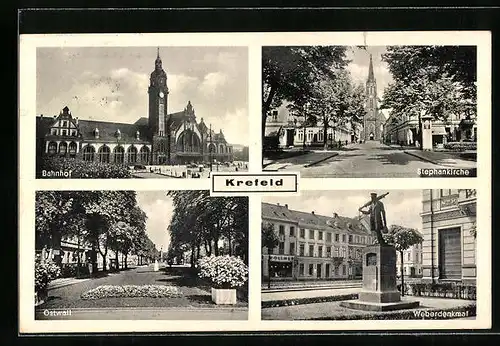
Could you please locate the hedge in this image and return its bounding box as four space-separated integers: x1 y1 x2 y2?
401 282 476 300
311 303 476 320
37 157 132 178
443 142 477 151
262 293 358 308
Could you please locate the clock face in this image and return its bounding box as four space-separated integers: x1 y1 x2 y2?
159 91 164 98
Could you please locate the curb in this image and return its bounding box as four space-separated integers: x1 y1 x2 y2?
304 153 339 168
48 279 91 291
404 150 440 166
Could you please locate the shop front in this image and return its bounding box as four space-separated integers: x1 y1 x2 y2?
268 254 296 279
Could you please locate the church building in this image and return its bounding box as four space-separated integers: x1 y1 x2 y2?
361 54 386 142
36 49 234 166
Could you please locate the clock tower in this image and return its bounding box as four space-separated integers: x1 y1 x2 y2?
148 47 169 136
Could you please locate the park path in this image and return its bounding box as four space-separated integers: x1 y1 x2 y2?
39 264 219 309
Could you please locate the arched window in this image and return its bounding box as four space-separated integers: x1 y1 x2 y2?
176 130 200 153
114 146 125 164
139 146 150 164
59 142 68 156
219 144 224 154
98 145 110 163
48 141 57 155
82 145 95 161
208 143 216 153
127 146 138 164
68 142 77 157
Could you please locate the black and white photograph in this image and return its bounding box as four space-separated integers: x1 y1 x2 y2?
261 189 477 320
262 45 478 178
34 190 249 320
35 46 249 179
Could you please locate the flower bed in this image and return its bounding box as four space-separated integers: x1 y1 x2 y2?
38 157 132 178
197 255 248 289
81 285 183 300
311 303 476 320
401 282 476 300
35 259 61 294
262 293 359 309
443 142 477 151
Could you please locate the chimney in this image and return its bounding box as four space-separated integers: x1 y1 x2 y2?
312 211 315 215
75 117 79 125
333 212 338 218
40 114 43 118
285 204 288 209
277 203 280 206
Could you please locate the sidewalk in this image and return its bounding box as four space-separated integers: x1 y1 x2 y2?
403 149 477 169
262 296 475 320
263 145 358 170
262 280 362 292
262 287 361 302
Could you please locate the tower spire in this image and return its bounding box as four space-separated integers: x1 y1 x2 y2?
367 54 375 82
155 47 162 70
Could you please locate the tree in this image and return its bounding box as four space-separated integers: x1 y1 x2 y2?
82 191 137 272
167 191 249 268
35 191 89 266
261 222 279 289
381 46 477 148
383 225 423 296
307 69 366 149
262 46 350 146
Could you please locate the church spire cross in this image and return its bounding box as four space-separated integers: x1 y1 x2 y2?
367 54 375 82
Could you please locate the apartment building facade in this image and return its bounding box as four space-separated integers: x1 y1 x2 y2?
420 189 477 284
262 202 373 280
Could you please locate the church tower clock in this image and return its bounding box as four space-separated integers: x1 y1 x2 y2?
148 48 170 164
363 54 381 141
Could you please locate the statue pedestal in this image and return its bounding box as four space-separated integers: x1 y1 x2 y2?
340 245 419 311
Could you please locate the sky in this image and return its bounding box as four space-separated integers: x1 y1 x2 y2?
136 191 174 252
262 190 423 231
36 46 249 145
346 46 393 117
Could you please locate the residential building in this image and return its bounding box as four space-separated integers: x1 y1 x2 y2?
262 202 374 280
382 103 477 148
420 189 477 284
396 240 423 278
263 102 358 149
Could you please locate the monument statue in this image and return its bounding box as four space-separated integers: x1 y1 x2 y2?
358 192 389 246
340 191 419 311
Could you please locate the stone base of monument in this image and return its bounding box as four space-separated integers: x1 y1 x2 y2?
340 244 420 312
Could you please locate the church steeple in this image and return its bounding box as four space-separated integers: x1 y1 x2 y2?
367 54 375 82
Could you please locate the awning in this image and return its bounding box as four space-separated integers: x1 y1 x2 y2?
432 126 447 135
